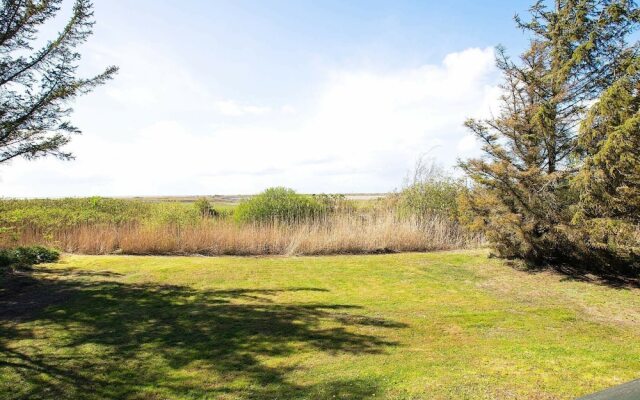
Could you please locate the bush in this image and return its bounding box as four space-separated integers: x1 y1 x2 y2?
0 250 14 269
0 197 204 230
0 246 60 269
396 158 463 220
234 187 326 224
0 197 151 228
397 180 462 220
312 194 355 213
194 197 219 218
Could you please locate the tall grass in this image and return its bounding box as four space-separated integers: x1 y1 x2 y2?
2 212 481 256
1 179 483 256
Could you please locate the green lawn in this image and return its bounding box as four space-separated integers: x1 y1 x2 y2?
1 250 639 399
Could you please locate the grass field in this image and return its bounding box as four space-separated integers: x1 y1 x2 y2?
1 250 639 399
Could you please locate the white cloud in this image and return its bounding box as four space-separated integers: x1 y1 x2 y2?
457 134 480 155
288 47 499 187
0 47 500 197
95 44 208 111
280 105 296 114
213 100 272 116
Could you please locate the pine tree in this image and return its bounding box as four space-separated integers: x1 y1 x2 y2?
459 0 638 264
574 53 640 222
0 0 117 164
572 51 640 259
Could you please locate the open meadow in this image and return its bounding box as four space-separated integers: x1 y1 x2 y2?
1 250 639 399
2 1 640 399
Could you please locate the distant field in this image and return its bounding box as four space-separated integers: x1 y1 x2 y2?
1 250 638 399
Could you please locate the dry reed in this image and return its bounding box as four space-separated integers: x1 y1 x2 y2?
2 212 482 256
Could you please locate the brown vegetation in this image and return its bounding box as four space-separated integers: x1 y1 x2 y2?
5 212 481 256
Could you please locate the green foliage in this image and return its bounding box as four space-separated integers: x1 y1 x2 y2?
234 187 327 224
0 197 202 230
396 180 462 220
0 246 59 269
574 56 640 224
398 161 463 220
0 197 145 227
194 197 219 218
145 202 201 227
0 0 117 163
311 194 355 213
391 159 464 221
569 55 640 265
0 250 13 269
459 0 640 268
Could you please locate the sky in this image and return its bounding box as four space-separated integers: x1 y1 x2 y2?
1 0 536 197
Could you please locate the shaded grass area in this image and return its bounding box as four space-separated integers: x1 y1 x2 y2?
1 250 639 399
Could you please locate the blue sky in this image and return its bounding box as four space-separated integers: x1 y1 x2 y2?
2 0 535 197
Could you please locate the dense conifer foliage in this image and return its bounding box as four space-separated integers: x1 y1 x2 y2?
460 0 640 270
0 0 116 164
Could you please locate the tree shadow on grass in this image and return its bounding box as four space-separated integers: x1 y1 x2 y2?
0 266 405 399
505 258 640 289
